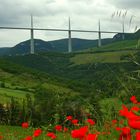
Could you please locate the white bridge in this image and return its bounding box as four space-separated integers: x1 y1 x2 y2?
0 16 131 54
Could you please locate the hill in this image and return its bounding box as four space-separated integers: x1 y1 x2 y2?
0 56 81 104
113 29 140 41
0 38 140 105
86 40 139 52
0 38 112 55
1 41 139 95
0 47 10 55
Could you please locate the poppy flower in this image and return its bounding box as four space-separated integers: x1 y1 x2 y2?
119 105 140 120
72 119 79 125
136 132 140 140
87 119 95 126
130 96 138 104
66 116 73 121
71 126 88 139
46 132 57 139
86 134 98 140
22 122 29 129
128 119 140 130
33 129 42 137
24 136 32 140
55 125 62 131
119 127 131 140
112 119 117 124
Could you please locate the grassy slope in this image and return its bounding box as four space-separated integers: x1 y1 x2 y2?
70 40 139 65
0 88 33 104
89 40 139 52
0 57 80 104
0 39 139 104
71 50 137 65
98 40 138 51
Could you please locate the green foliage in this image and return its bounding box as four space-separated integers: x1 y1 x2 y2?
99 98 122 121
0 82 5 88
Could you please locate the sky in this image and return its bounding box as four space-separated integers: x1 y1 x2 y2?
0 0 140 47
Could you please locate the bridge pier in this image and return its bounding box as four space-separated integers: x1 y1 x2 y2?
98 20 102 47
68 17 72 53
122 20 125 40
30 15 35 54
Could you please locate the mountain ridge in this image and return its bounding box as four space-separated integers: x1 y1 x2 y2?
0 29 140 56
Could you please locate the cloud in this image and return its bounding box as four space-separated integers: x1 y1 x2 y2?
107 0 140 9
0 0 139 47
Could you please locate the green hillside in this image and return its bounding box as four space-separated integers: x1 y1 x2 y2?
0 87 33 104
0 39 139 103
71 50 137 65
86 40 139 52
0 39 140 128
0 39 139 96
0 57 81 105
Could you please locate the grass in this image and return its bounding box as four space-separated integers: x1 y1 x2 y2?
0 87 33 104
0 125 72 140
42 83 79 95
0 92 138 140
0 125 33 140
71 50 138 65
88 40 139 52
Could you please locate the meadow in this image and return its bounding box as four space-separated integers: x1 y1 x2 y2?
0 96 140 140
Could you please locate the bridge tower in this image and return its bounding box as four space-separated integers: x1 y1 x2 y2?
30 14 35 54
98 20 102 47
68 17 72 53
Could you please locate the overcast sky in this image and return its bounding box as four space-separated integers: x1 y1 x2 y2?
0 0 140 47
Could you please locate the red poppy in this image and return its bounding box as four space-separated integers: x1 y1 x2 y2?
119 127 131 140
24 136 32 140
72 119 79 125
112 119 117 124
130 106 139 112
66 116 73 121
87 119 95 126
33 128 42 137
22 122 29 129
86 134 98 140
130 96 138 104
128 119 140 130
71 126 88 139
116 127 122 131
47 132 55 137
46 132 57 139
119 105 140 120
136 132 140 140
55 125 62 131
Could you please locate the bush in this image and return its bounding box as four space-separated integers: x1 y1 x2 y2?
0 82 5 88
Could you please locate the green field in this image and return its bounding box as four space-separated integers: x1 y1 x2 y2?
89 40 139 52
71 50 138 65
0 87 33 104
0 125 76 140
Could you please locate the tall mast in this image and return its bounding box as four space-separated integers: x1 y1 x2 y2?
98 20 101 47
68 17 72 53
30 14 35 54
